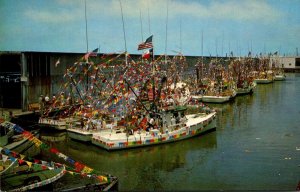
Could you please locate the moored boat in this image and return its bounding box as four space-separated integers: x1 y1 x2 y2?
0 121 40 155
274 74 286 81
202 89 236 103
254 78 273 84
91 106 217 151
67 128 95 142
38 116 80 131
0 156 65 192
236 82 256 95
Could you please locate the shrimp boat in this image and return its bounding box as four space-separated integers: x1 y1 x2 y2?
236 81 256 95
0 121 40 155
230 57 257 95
201 73 237 103
193 59 237 103
254 72 274 84
90 53 217 150
91 106 217 151
254 57 274 84
0 155 65 192
274 69 286 81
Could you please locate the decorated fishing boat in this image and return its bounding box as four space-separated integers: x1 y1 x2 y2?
67 128 94 142
38 103 82 131
193 59 237 103
0 121 40 155
1 122 118 191
236 81 256 95
201 75 237 103
254 73 274 84
253 57 274 84
0 154 65 192
0 150 118 192
230 57 257 95
91 105 216 151
274 68 286 81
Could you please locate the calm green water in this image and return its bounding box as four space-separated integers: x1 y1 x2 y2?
39 73 300 191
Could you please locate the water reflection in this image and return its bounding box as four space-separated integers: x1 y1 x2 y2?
39 130 217 190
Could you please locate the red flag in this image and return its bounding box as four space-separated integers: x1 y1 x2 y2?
50 147 59 154
142 48 153 60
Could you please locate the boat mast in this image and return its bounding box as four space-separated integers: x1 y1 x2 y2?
201 30 204 78
84 0 89 92
119 0 128 66
164 0 169 65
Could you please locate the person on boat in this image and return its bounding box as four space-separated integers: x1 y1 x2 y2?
118 116 126 127
102 119 107 129
171 116 176 126
180 115 187 124
147 114 155 130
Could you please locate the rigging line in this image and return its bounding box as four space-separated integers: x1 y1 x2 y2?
84 0 89 52
165 0 169 63
140 9 143 42
180 18 182 53
119 0 127 53
147 0 151 34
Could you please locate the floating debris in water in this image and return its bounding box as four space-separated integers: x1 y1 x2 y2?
284 157 292 160
296 147 300 151
255 138 261 140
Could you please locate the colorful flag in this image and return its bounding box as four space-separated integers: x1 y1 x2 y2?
142 48 153 59
138 35 153 50
55 58 60 67
84 48 99 60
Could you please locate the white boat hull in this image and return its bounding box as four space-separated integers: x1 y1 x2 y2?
254 79 273 84
236 84 256 95
202 95 231 103
91 112 217 151
38 117 79 130
190 95 202 101
274 75 286 81
67 128 94 142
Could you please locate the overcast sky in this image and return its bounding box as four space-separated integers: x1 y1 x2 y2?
1 0 299 56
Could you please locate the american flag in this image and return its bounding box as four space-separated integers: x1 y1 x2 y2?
138 35 153 50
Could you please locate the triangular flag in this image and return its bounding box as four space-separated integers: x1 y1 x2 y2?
20 154 25 160
26 161 33 168
55 58 60 67
2 154 8 162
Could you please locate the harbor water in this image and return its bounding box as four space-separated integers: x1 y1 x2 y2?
39 73 300 191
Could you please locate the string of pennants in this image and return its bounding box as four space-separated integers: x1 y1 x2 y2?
44 51 188 119
0 147 109 183
5 124 110 183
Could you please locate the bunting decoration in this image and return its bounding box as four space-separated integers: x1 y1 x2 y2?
3 123 110 183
